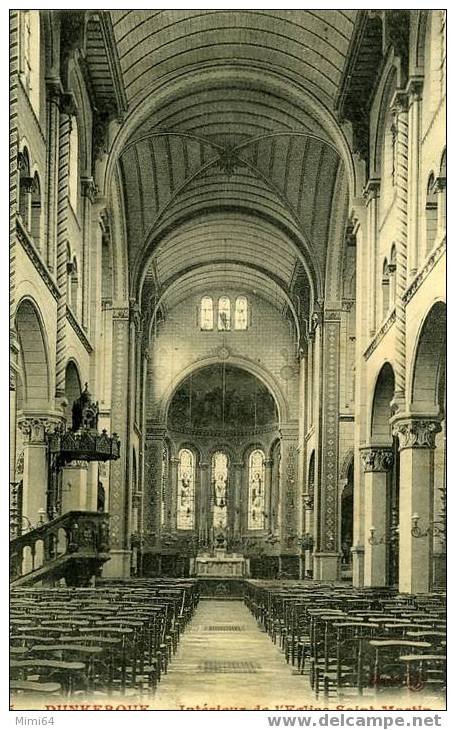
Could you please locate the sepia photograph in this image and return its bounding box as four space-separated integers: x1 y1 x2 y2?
9 8 447 715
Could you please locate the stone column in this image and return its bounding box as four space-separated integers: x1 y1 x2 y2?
45 78 62 273
264 458 273 533
18 416 62 527
314 313 341 580
80 178 97 332
361 446 393 587
143 426 166 550
105 306 130 577
279 424 299 575
199 461 210 544
406 77 423 278
363 179 381 337
232 461 244 537
391 91 409 405
170 456 179 529
392 415 442 594
10 336 20 483
55 92 77 400
61 460 88 513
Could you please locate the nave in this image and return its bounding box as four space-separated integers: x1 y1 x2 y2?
10 580 446 710
152 599 310 710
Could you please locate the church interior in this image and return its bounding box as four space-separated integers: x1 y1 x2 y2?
10 10 446 708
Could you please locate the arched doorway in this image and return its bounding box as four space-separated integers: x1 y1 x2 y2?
410 301 446 589
363 363 397 587
13 299 51 530
340 460 354 578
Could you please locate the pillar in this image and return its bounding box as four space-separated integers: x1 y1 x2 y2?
199 461 210 544
363 179 380 336
406 77 423 277
55 92 77 400
45 78 62 273
232 461 244 538
279 423 299 575
170 456 179 529
314 312 341 581
391 91 409 404
61 460 88 513
18 416 62 527
392 415 442 594
143 425 166 547
80 178 97 331
105 306 131 577
361 447 393 587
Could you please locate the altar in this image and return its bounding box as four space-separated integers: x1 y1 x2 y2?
191 549 249 578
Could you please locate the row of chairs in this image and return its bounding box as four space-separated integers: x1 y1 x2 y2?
245 580 446 700
11 578 199 701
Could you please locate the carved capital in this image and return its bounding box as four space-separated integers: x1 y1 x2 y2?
81 177 98 202
363 178 381 204
433 176 446 193
360 447 393 473
18 416 63 444
60 91 78 118
391 417 442 450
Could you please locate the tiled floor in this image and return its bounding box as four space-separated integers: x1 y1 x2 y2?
151 600 314 710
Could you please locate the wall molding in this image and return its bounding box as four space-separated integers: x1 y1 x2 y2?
363 309 396 360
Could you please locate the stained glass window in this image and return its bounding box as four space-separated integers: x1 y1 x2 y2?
177 448 195 530
201 296 214 330
234 296 248 330
212 451 228 530
248 449 266 530
218 296 231 331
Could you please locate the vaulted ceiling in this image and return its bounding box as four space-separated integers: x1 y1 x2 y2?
106 10 358 325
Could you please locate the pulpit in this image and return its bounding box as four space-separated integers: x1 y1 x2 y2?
191 549 249 577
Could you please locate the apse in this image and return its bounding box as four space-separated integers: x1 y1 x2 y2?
167 364 279 434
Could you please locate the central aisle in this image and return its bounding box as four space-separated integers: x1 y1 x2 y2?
152 599 314 710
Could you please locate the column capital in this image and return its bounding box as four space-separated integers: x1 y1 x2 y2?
18 414 64 443
405 75 424 103
391 415 442 450
363 178 381 204
390 89 409 115
80 176 97 202
45 76 63 102
59 91 78 118
360 446 393 473
433 175 446 193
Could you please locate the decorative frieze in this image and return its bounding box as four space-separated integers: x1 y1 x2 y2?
361 447 393 473
392 417 442 450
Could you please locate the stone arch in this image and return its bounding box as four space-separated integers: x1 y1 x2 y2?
370 363 395 444
410 301 446 411
339 448 354 482
371 64 399 177
160 356 288 426
64 359 82 423
15 297 51 408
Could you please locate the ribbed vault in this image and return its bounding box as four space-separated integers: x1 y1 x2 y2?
110 10 356 110
107 10 357 329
